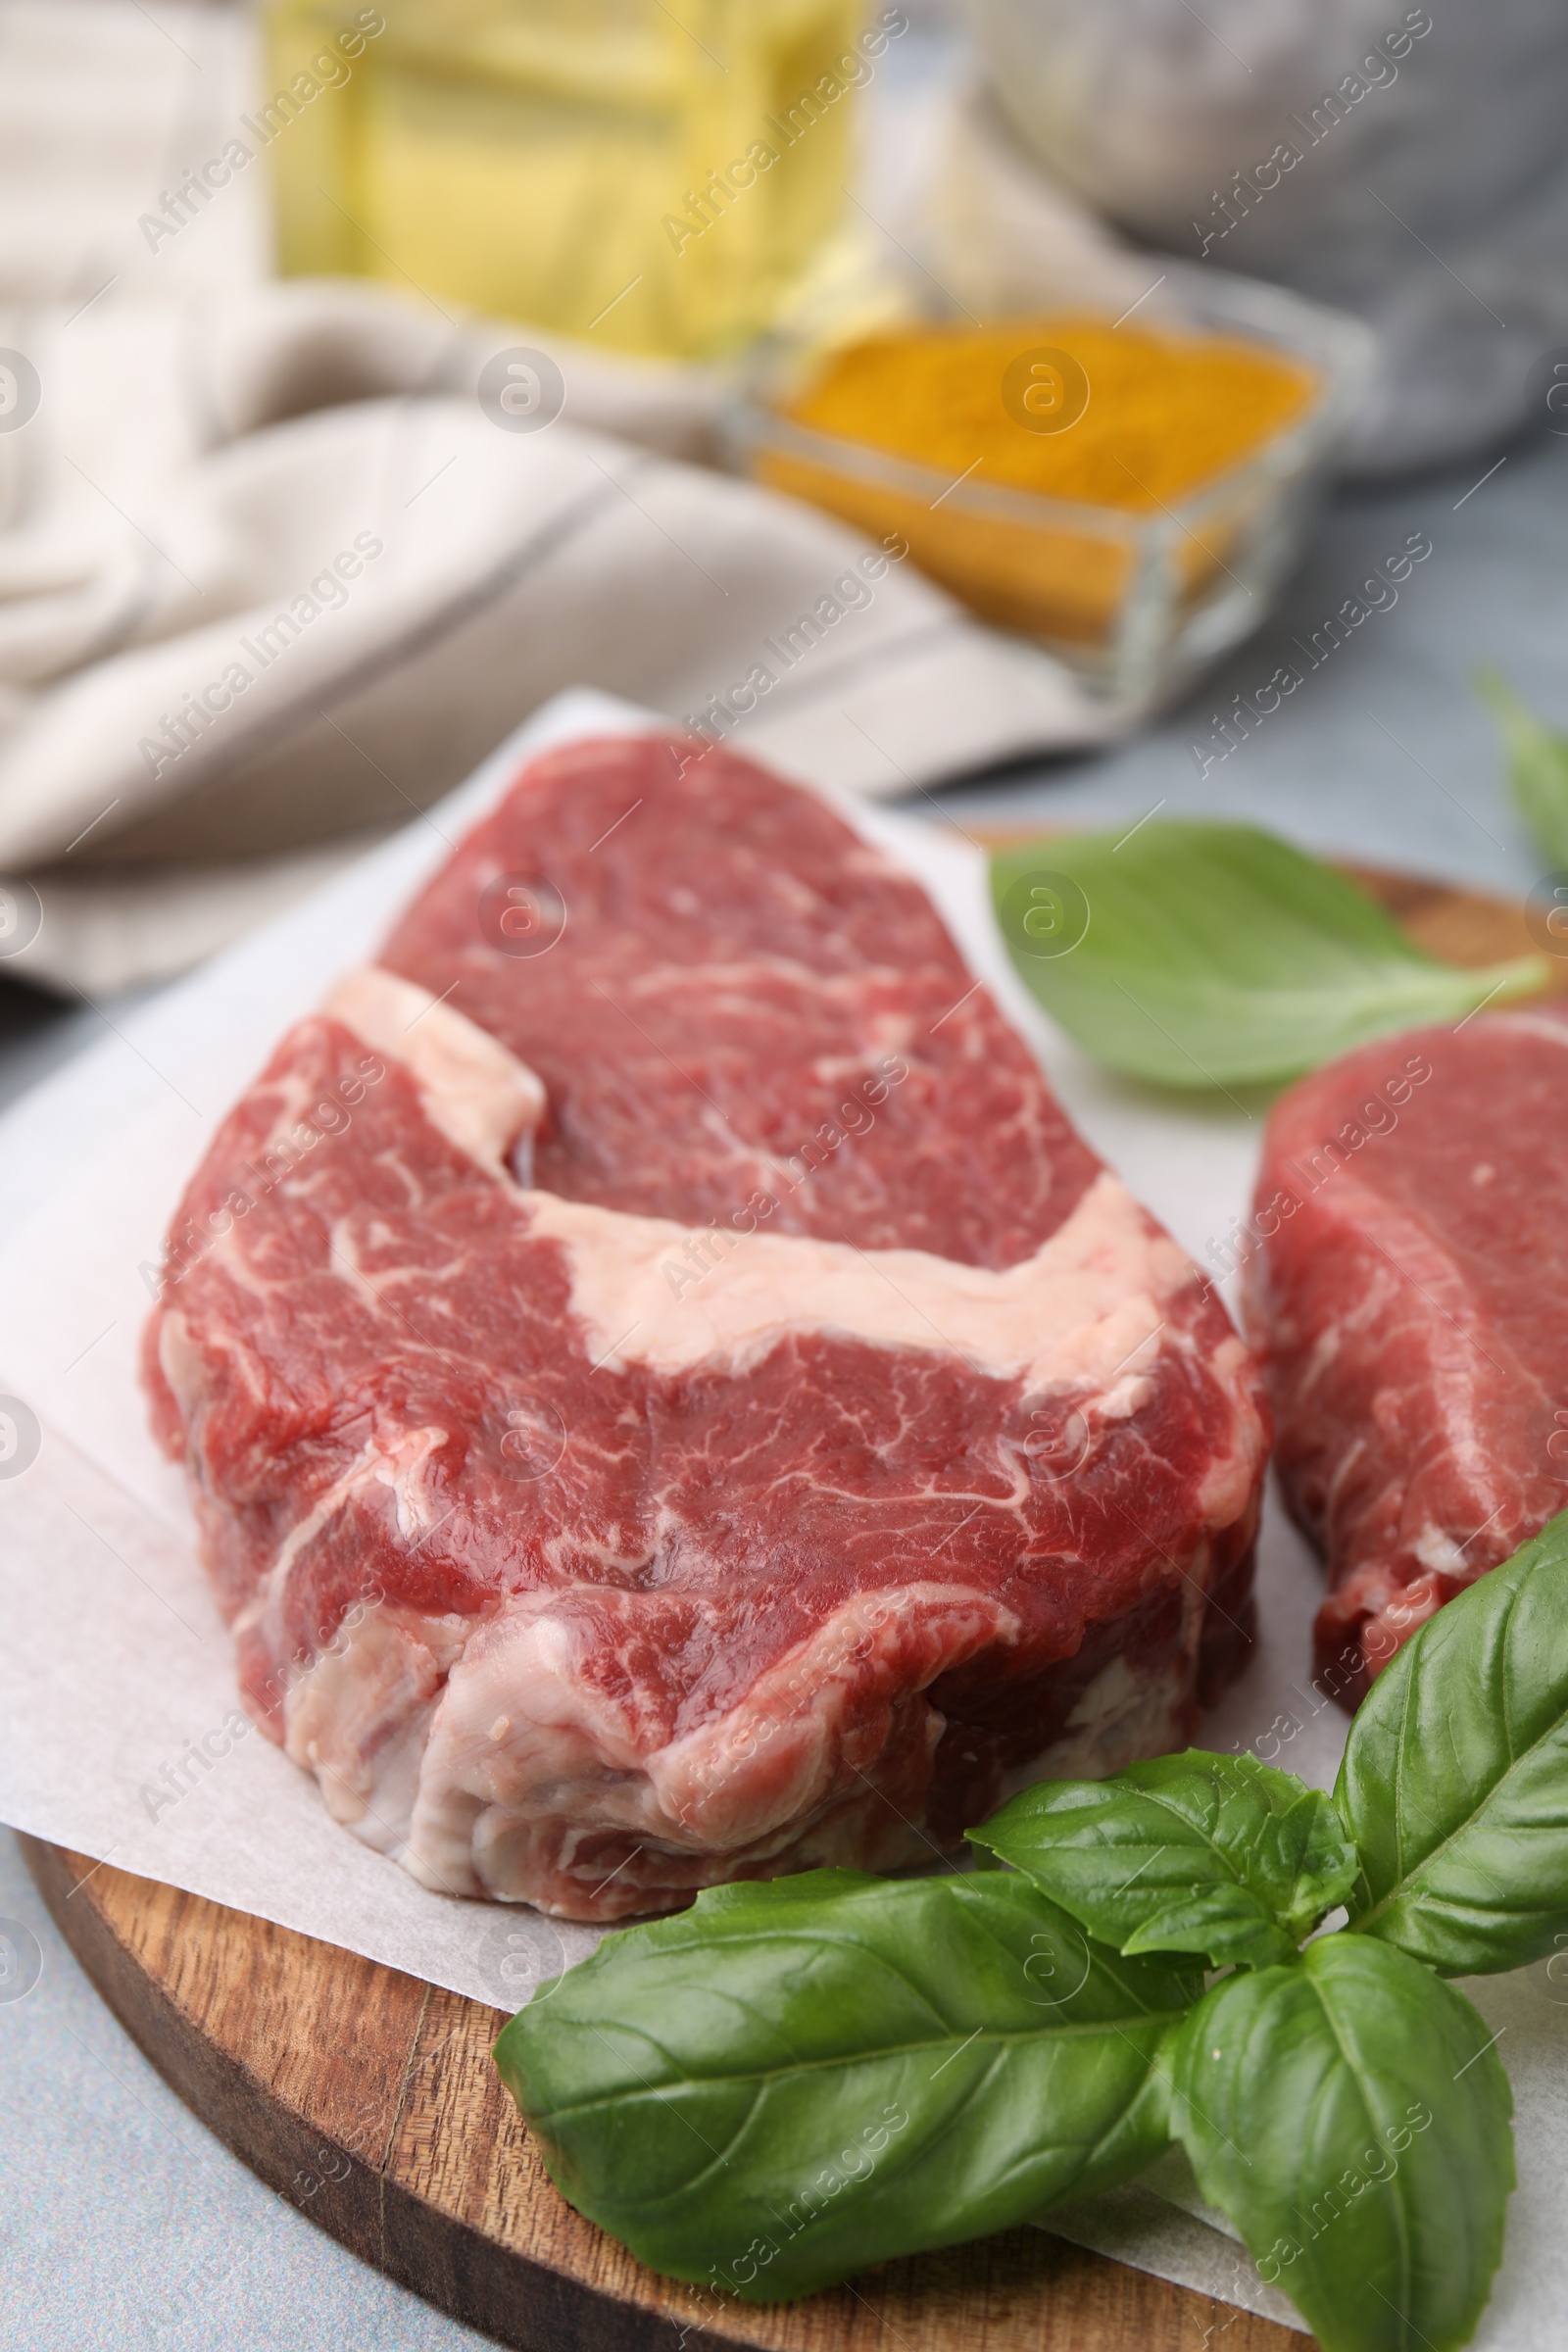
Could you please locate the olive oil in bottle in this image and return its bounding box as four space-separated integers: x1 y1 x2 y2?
265 0 868 359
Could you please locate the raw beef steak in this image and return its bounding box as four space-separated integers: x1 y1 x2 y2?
144 735 1268 1921
1246 1008 1568 1703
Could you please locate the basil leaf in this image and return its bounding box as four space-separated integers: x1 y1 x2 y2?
971 1750 1358 1970
1479 668 1568 866
1172 1936 1512 2352
493 1867 1198 2302
1340 1509 1568 1974
991 820 1546 1090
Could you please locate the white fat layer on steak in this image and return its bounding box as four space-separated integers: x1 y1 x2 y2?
357 1579 1011 1900
284 1605 471 1847
525 1175 1189 1403
322 965 546 1176
324 964 1199 1401
279 1573 1204 1909
443 1583 1010 1852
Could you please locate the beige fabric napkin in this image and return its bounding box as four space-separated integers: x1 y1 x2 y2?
0 0 1115 995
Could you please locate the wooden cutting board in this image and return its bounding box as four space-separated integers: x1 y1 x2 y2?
21 865 1563 2352
22 1834 1296 2352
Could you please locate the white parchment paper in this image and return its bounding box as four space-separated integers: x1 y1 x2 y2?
1 690 1562 2342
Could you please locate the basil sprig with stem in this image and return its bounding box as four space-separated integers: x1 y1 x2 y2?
969 1748 1359 1969
991 820 1547 1091
495 1513 1568 2350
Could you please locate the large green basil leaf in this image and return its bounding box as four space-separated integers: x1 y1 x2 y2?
1172 1936 1513 2352
493 1868 1198 2303
970 1750 1358 1970
1340 1510 1568 1975
991 821 1545 1090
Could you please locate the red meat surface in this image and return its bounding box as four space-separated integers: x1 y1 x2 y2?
1246 1008 1568 1703
144 735 1268 1919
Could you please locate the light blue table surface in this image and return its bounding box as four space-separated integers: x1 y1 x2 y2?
924 426 1566 891
2 424 1564 2348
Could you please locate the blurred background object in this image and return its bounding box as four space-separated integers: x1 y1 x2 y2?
0 0 1115 998
728 281 1369 707
959 0 1568 473
265 0 869 359
0 0 1559 1007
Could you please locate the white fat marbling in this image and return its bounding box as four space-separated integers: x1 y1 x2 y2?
523 1170 1191 1398
323 964 545 1174
328 969 1199 1400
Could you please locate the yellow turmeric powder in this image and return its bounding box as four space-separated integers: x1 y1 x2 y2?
782 315 1317 508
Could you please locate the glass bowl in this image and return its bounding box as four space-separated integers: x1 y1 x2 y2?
720 265 1374 714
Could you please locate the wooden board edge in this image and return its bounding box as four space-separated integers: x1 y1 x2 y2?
20 1836 733 2352
22 1834 1308 2351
